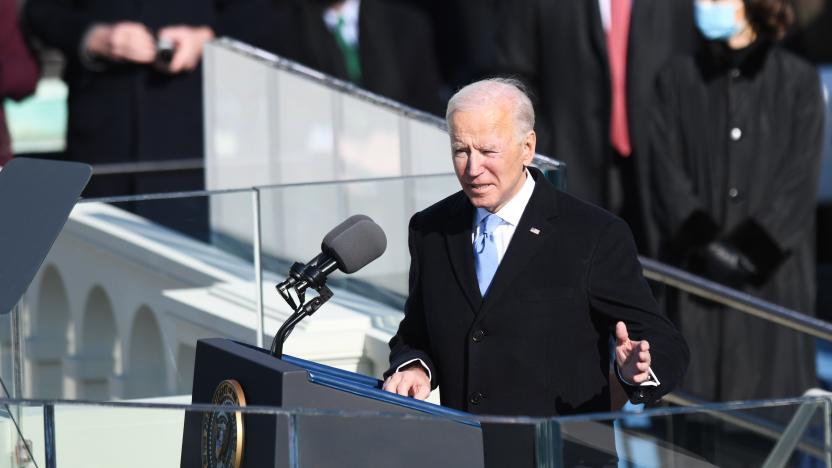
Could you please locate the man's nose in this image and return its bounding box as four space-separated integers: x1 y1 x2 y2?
466 152 484 177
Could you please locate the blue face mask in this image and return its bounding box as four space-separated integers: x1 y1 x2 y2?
694 2 741 41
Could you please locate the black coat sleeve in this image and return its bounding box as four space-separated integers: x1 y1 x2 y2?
386 213 438 389
650 65 720 254
588 217 690 403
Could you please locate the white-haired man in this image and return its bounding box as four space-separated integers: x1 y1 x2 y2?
382 78 688 420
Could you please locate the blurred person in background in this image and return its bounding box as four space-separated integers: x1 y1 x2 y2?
398 0 505 100
23 0 268 197
496 0 697 255
264 0 442 115
786 0 832 62
651 0 823 407
1 0 39 167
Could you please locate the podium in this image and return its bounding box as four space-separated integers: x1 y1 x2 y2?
180 339 549 468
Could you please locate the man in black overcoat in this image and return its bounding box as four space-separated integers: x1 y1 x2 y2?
24 0 267 197
495 0 696 253
263 0 442 115
382 78 688 421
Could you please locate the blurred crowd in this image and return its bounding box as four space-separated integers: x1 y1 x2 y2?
2 0 831 410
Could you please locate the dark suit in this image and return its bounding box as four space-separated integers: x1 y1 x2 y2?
24 0 267 196
24 0 266 239
387 168 688 417
496 0 696 253
265 0 442 115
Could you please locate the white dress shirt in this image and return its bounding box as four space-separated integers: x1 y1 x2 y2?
599 0 612 31
598 0 634 32
472 168 536 261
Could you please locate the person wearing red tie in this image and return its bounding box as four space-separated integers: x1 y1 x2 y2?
496 0 697 255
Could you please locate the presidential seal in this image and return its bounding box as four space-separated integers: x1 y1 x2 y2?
201 379 246 468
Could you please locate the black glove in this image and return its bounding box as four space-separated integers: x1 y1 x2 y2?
668 211 720 261
688 240 758 288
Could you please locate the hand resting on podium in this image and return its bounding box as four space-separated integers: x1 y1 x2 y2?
382 362 431 400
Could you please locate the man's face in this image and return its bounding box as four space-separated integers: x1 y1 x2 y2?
449 103 536 213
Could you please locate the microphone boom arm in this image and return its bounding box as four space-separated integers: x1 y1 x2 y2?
268 214 387 358
270 256 337 358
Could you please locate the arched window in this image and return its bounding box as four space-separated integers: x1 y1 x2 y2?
126 306 166 398
28 266 70 398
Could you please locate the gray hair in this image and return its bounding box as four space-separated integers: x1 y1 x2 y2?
445 77 536 140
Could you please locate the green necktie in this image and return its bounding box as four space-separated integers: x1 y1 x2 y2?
332 16 363 85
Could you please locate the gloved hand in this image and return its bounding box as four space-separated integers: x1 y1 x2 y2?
688 240 758 288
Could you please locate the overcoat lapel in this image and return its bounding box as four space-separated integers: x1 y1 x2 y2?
587 0 609 75
627 0 653 87
478 177 559 318
444 195 480 314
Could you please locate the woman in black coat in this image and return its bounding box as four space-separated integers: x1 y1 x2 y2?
651 0 824 404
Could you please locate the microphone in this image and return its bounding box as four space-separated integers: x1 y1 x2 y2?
280 214 387 300
271 215 387 357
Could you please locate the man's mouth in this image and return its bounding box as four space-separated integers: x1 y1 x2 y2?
468 183 493 193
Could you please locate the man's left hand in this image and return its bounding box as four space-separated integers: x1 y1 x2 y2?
614 321 651 384
157 25 215 73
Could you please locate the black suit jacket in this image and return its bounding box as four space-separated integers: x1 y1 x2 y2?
387 168 688 416
265 0 442 115
496 0 696 252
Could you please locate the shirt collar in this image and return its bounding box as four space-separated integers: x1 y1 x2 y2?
474 168 536 227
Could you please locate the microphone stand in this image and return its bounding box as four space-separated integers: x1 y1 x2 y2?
270 260 335 358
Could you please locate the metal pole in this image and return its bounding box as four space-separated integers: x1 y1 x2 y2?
640 257 832 342
534 420 561 468
825 398 831 468
761 400 822 468
11 302 22 398
287 414 299 468
252 189 264 348
43 404 56 468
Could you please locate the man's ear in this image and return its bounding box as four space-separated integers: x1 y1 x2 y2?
522 130 536 165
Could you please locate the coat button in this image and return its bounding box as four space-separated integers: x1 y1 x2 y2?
730 127 743 141
730 68 741 78
728 187 739 199
470 392 485 405
472 329 486 343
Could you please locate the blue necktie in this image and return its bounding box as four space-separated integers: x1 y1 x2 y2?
475 214 502 296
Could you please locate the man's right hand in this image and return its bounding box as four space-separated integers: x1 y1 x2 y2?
382 364 431 400
85 22 156 64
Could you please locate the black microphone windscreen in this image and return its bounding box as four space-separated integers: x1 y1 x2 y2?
321 215 387 274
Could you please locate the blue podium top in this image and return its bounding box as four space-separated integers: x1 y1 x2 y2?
281 354 479 427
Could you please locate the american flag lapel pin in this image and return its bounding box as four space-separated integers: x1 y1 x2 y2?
530 227 541 235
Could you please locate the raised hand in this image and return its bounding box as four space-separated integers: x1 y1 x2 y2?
85 22 157 64
614 321 652 384
157 25 215 74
